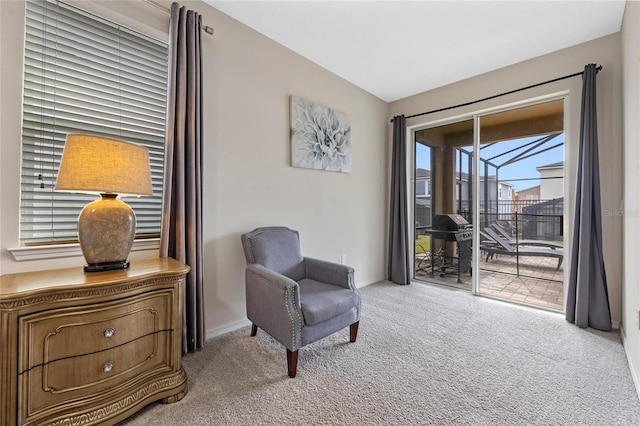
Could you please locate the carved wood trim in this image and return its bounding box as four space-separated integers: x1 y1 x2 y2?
0 275 181 310
43 370 187 426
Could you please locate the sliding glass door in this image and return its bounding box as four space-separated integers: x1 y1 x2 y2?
476 100 565 310
413 119 474 290
412 99 566 312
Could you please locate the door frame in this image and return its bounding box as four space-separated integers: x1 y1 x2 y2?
407 91 571 306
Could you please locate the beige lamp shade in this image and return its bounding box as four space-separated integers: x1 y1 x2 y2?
55 134 153 272
55 134 153 196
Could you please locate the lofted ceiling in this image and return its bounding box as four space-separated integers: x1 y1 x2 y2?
206 1 626 102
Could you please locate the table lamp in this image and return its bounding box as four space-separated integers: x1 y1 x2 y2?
55 134 153 272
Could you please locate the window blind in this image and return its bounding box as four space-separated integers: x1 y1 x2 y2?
21 0 168 246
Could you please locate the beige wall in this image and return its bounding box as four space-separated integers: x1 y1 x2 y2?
0 1 389 337
621 0 640 396
389 34 624 327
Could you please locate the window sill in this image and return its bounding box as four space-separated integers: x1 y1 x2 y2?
8 239 160 262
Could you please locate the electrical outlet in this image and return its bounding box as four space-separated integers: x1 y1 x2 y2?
341 254 347 265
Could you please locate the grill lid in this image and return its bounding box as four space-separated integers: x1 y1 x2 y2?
433 214 470 231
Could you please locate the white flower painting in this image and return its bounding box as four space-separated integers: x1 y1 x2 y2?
290 96 351 173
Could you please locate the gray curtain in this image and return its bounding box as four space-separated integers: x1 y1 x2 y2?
566 64 611 331
161 2 205 352
388 115 411 285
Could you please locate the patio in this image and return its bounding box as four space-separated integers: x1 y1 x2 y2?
414 250 564 311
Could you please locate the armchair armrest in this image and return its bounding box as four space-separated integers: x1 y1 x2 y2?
304 257 356 290
245 264 303 350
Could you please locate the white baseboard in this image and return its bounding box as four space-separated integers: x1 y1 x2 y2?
620 325 640 402
356 276 386 289
205 318 251 341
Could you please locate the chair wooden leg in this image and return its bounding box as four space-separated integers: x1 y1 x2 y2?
350 321 359 343
250 324 257 336
286 349 298 378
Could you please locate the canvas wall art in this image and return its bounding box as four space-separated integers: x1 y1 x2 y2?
290 96 351 173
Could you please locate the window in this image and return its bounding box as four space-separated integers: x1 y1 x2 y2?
416 179 432 197
20 0 168 246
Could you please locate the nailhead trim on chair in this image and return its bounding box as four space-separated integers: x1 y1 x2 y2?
246 267 302 351
245 227 271 263
246 237 256 264
245 227 303 350
285 286 302 350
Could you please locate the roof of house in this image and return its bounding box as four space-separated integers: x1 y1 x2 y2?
536 161 564 170
518 185 541 193
416 168 431 178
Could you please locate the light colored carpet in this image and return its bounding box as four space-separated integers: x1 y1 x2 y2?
121 281 640 425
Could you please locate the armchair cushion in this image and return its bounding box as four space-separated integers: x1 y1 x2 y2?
298 278 360 325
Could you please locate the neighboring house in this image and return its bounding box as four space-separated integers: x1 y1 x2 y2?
416 166 514 220
514 163 563 203
415 168 431 199
497 181 515 219
517 162 564 240
518 185 541 201
461 173 514 214
537 161 564 200
476 176 514 219
415 168 431 228
498 181 514 202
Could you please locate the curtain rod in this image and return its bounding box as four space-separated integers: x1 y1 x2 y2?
391 65 602 123
145 0 214 35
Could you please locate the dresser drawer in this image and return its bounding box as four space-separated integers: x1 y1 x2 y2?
19 290 173 371
20 332 172 420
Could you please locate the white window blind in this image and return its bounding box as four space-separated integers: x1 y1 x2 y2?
21 0 168 246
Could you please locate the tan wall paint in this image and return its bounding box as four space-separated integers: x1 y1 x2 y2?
621 0 640 396
389 34 623 326
0 1 389 337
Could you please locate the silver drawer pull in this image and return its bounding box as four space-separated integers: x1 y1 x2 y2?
103 328 115 338
103 361 114 373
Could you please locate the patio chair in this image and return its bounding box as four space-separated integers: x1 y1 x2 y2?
489 224 563 249
480 227 564 270
492 221 516 237
479 230 505 260
415 244 434 272
415 245 450 277
479 230 501 249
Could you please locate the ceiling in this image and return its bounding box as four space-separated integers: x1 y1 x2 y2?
206 1 626 102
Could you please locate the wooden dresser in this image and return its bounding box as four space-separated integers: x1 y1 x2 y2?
0 257 190 426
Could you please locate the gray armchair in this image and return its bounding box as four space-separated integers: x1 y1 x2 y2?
240 226 361 378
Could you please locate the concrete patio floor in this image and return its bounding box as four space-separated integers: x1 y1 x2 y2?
414 251 564 312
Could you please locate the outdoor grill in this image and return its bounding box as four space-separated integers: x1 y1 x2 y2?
425 213 473 279
432 214 472 242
